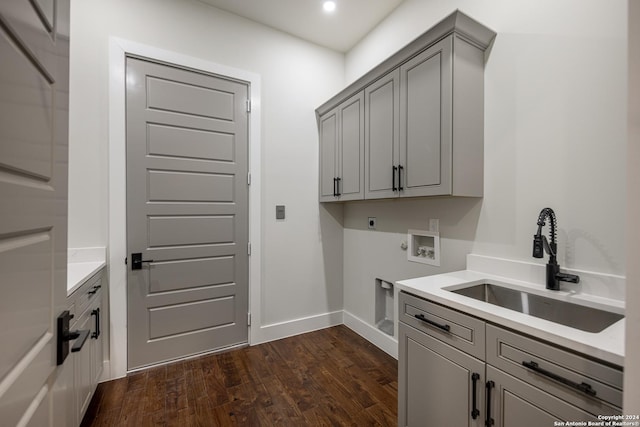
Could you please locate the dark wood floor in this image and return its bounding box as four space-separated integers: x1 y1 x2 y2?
81 325 398 426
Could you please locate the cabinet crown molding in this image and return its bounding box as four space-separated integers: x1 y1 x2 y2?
316 9 496 117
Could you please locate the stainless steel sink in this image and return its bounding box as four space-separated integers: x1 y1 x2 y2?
449 283 623 333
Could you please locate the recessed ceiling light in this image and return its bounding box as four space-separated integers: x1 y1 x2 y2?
323 1 336 13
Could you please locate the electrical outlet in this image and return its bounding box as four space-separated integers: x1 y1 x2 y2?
368 217 377 229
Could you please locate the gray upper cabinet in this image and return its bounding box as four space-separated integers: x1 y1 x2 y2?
317 10 495 202
398 38 452 198
319 91 365 202
364 70 400 199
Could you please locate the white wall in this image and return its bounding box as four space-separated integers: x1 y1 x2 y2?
624 0 640 413
342 0 627 332
68 0 345 373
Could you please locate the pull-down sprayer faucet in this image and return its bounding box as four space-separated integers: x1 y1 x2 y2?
533 208 580 290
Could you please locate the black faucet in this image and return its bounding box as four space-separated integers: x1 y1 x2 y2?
532 208 580 290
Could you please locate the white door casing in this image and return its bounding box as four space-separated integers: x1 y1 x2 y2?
108 39 262 378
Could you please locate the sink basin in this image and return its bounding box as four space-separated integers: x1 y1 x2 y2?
449 283 623 333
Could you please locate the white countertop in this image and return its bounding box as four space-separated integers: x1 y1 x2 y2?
396 269 625 367
67 247 106 295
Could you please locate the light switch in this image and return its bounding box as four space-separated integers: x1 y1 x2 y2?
276 205 285 220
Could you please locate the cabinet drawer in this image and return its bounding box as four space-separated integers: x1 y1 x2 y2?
399 291 485 359
487 324 622 411
75 272 103 315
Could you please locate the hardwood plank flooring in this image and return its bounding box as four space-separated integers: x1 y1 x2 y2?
81 325 398 426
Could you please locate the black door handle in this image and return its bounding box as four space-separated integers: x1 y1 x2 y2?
485 380 495 426
398 165 404 191
392 166 398 191
131 252 154 270
414 313 450 332
471 372 480 419
91 308 101 339
70 329 90 352
522 361 596 397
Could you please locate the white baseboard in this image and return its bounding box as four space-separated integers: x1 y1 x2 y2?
251 310 344 345
343 310 398 359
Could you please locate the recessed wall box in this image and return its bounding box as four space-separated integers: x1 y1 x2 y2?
408 229 440 266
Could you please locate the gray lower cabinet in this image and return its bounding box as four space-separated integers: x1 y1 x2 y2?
487 366 598 426
398 291 622 427
399 322 485 426
67 269 107 426
319 91 365 202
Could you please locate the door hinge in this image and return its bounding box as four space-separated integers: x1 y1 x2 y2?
247 313 251 326
247 172 251 185
246 99 251 113
248 242 251 256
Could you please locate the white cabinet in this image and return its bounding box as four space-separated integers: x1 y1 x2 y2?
66 268 107 426
398 291 623 427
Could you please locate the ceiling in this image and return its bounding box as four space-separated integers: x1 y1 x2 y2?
197 0 405 52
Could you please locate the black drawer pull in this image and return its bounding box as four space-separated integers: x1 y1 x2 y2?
414 313 450 332
392 166 398 191
471 372 480 419
522 361 596 397
485 380 494 426
335 177 341 196
88 284 101 295
91 308 101 339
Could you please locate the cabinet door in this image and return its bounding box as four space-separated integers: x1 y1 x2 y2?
365 70 400 199
399 323 485 427
399 38 452 197
486 366 599 427
75 309 93 421
90 296 103 387
319 109 338 201
337 92 364 201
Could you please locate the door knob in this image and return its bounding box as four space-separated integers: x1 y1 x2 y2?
131 252 154 270
57 311 90 365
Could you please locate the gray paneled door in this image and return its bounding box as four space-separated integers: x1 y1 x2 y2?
0 0 70 425
126 57 249 370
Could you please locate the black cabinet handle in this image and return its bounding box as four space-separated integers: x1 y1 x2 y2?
414 313 450 332
522 361 596 397
333 177 337 197
471 372 480 419
91 308 101 339
131 252 154 270
70 329 90 353
88 284 101 295
336 177 341 196
485 380 495 426
398 165 404 191
392 166 398 191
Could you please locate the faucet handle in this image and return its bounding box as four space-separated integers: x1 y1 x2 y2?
533 234 544 258
557 272 580 284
